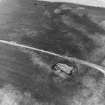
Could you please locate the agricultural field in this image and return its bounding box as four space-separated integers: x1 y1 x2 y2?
0 0 105 105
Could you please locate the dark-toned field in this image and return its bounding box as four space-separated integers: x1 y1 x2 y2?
0 0 105 105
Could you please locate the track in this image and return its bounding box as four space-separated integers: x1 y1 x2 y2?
0 40 105 75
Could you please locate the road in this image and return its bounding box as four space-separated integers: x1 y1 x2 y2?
0 40 105 75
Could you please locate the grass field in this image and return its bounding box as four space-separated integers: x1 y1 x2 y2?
0 0 105 105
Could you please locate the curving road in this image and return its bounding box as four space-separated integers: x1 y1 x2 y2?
0 40 105 75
